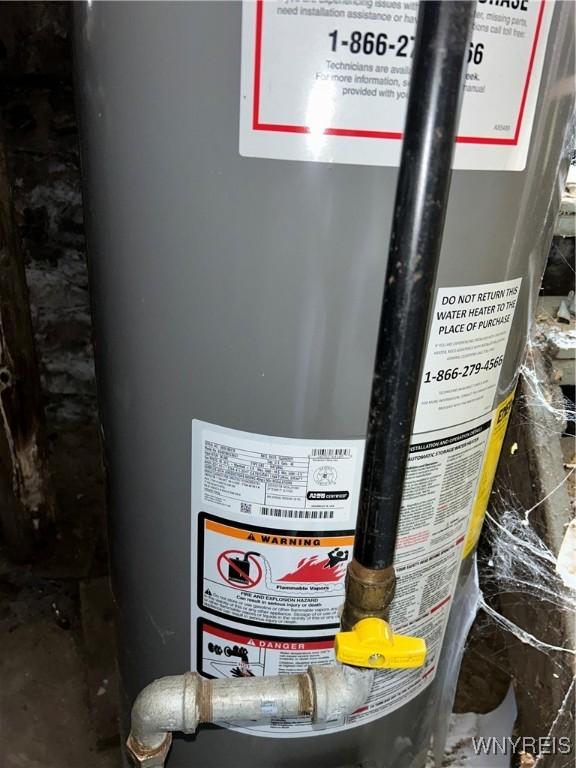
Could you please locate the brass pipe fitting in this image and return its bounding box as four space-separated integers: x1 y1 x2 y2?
340 560 396 631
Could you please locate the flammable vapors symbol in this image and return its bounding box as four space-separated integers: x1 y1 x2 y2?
227 551 261 585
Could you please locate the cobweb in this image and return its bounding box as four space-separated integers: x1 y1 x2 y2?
480 499 575 659
479 346 575 656
432 336 576 767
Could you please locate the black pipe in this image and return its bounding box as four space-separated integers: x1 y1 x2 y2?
353 1 476 571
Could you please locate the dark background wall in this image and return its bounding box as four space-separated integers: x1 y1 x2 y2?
0 7 118 765
0 1 96 426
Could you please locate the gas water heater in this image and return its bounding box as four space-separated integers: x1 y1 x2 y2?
74 1 574 767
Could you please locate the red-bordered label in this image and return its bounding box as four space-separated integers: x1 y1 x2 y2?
251 0 546 147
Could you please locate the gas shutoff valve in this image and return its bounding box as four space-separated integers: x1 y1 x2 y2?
335 618 426 670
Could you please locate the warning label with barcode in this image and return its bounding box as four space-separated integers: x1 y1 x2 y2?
196 512 354 630
190 422 362 648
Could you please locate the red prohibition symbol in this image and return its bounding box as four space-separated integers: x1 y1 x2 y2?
217 549 263 589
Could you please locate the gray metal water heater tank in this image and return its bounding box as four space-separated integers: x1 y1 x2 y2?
74 2 574 766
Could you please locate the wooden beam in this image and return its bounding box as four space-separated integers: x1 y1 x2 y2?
0 121 54 560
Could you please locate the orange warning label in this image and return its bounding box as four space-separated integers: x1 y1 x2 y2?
198 513 353 631
205 518 353 548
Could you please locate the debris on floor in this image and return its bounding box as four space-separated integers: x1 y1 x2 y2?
0 423 120 768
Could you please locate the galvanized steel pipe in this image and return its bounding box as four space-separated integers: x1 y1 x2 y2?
127 666 374 766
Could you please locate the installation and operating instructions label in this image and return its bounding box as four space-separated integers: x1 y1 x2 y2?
240 0 553 170
191 277 522 737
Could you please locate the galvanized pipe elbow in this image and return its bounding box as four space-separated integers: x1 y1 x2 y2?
128 672 202 766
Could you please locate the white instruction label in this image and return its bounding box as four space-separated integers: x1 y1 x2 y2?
200 424 363 523
414 278 522 434
240 0 552 171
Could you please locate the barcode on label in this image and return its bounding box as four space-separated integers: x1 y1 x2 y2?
310 448 351 457
260 507 335 520
240 502 252 514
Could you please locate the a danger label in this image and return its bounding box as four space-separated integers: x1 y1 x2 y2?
198 513 353 629
198 620 334 680
239 0 552 170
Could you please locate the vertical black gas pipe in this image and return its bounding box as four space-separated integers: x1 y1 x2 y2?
343 1 476 628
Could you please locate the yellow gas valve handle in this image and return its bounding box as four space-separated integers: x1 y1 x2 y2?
335 618 426 669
